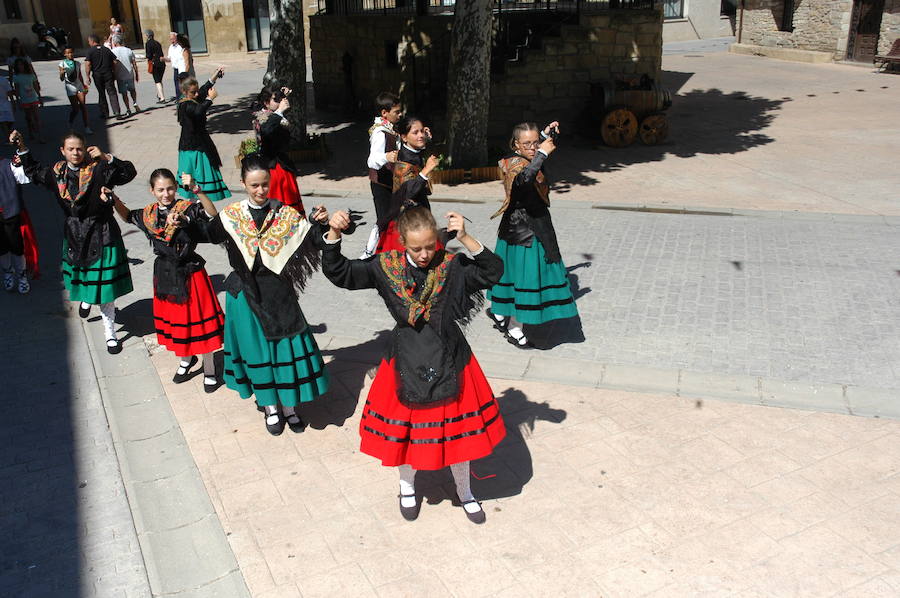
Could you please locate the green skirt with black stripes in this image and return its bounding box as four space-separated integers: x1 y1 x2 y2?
487 237 579 325
177 150 232 201
61 239 133 305
223 290 329 407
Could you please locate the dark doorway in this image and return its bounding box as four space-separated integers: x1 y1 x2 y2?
848 0 885 62
244 0 271 51
39 0 82 47
169 0 208 53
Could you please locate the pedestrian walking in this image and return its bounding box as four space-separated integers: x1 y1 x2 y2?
0 76 14 137
11 58 42 143
253 86 304 213
84 34 122 120
179 35 195 78
190 155 331 434
144 30 167 103
58 47 92 135
6 38 37 84
111 169 224 391
176 68 231 201
110 35 139 115
0 151 38 294
486 121 578 348
322 207 506 524
109 18 124 42
164 32 185 101
374 115 440 254
14 130 136 353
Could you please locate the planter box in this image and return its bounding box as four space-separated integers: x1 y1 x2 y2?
234 137 328 168
431 166 501 185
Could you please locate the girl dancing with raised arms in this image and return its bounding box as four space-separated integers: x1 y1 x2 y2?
112 169 224 391
322 206 506 524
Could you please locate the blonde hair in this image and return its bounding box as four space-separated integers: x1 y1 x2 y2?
397 206 437 239
179 76 198 95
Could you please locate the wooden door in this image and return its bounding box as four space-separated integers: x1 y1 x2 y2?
849 0 885 62
40 0 83 48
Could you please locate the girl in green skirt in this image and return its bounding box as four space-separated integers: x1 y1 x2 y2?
486 121 578 348
190 154 330 435
16 129 136 353
176 68 231 202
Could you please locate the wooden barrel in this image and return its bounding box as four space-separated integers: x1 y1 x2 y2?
592 81 672 117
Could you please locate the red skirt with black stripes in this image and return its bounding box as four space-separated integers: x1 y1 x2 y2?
153 268 225 357
359 355 506 470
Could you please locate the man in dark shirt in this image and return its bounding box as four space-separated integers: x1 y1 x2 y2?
84 34 122 119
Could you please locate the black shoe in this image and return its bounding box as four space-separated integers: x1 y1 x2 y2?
78 303 91 318
285 413 306 433
461 500 486 524
106 338 122 355
486 308 508 333
172 355 199 384
265 412 285 436
399 493 420 521
203 377 221 394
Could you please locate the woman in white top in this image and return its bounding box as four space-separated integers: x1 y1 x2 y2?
109 18 124 41
58 47 91 134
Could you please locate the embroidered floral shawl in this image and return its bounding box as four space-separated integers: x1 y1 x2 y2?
220 201 311 274
142 199 192 243
52 160 100 204
379 250 454 326
393 161 432 200
492 155 550 219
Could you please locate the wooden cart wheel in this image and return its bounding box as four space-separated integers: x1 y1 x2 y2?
601 107 638 148
639 113 669 145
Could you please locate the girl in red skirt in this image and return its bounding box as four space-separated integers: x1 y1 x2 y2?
374 115 440 254
113 168 224 391
322 206 506 524
254 86 304 214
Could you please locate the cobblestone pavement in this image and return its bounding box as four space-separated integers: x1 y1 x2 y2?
151 348 900 597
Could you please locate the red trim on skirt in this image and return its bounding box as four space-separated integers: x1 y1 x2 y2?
359 355 506 470
19 208 39 279
269 163 304 214
154 268 225 357
375 220 444 254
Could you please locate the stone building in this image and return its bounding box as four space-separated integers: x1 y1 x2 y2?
732 0 899 62
310 0 664 138
662 0 737 42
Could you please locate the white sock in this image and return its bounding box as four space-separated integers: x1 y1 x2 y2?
202 353 216 382
507 326 528 346
264 405 280 425
176 356 194 375
99 302 117 341
11 254 24 276
450 461 479 512
364 224 380 256
398 464 417 507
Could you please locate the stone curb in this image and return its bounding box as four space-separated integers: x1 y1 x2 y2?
80 314 250 598
320 334 900 419
300 189 900 225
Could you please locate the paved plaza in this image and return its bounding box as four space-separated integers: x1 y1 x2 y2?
0 41 898 597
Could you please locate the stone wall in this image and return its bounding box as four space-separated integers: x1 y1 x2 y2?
310 9 663 137
740 0 852 57
880 0 900 55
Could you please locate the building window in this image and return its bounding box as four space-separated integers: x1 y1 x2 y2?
720 0 737 16
4 0 22 20
663 0 684 19
779 0 795 32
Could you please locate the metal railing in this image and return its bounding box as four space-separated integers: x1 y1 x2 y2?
318 0 656 16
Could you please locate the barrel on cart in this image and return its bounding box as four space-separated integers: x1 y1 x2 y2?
591 76 672 147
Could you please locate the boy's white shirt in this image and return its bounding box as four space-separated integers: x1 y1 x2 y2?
367 117 398 170
10 161 28 184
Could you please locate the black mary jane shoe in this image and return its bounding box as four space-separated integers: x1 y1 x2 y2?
105 338 123 355
79 303 91 318
486 308 508 333
285 413 306 434
265 412 285 436
203 377 222 394
461 500 486 525
399 493 421 521
504 329 534 350
172 355 199 384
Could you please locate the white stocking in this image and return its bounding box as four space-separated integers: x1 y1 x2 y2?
202 353 216 383
398 464 417 507
450 461 479 512
99 302 117 341
263 404 280 425
363 224 380 258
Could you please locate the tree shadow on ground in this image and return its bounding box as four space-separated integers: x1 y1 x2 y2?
297 329 392 429
204 93 258 136
416 386 567 504
301 69 787 192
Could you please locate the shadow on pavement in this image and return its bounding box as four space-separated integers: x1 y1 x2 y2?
205 93 258 136
416 387 567 504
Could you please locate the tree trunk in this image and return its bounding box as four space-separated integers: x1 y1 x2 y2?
445 0 492 168
264 0 307 143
